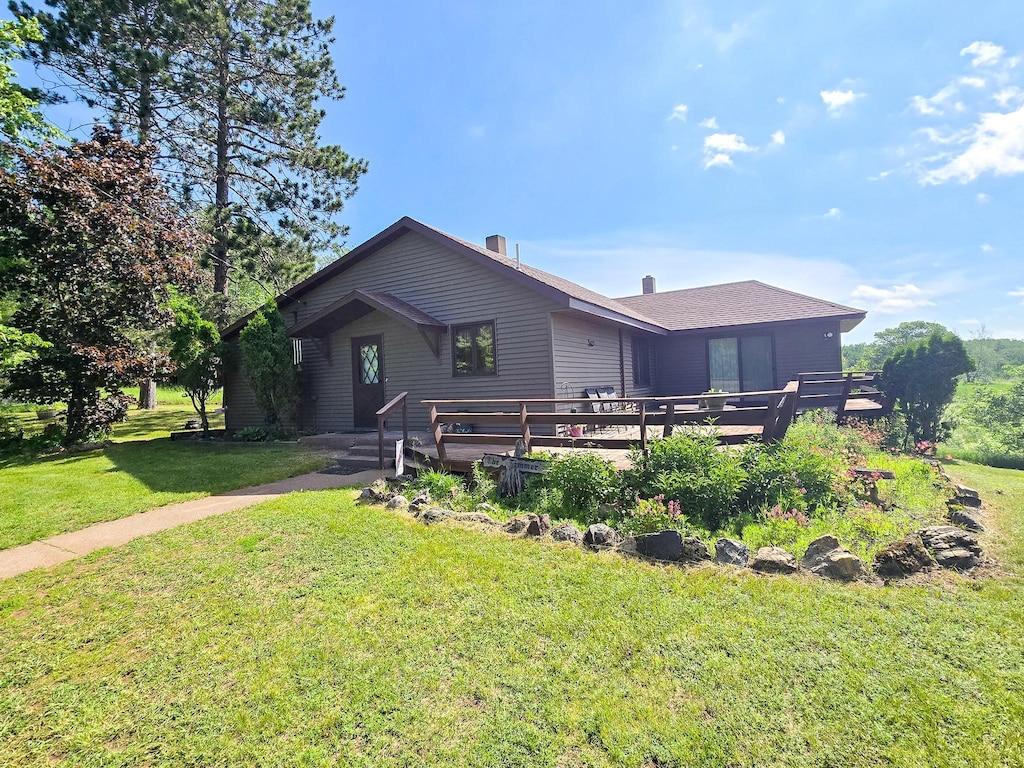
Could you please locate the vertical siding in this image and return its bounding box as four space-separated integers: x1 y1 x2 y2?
654 319 845 396
223 230 561 432
774 320 843 381
654 334 708 396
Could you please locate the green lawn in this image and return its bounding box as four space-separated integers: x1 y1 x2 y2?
0 389 332 550
1 464 1022 766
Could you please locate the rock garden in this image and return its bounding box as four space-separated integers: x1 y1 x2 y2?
359 413 991 584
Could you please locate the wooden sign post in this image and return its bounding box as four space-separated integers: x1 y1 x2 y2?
482 452 548 497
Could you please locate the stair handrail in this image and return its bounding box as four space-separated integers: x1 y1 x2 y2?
376 391 409 470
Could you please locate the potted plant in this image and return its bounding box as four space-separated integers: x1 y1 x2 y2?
568 406 584 437
35 406 57 421
698 389 729 410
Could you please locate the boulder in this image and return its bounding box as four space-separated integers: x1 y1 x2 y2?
551 523 583 545
681 536 712 562
749 546 799 575
583 523 621 549
635 530 683 562
409 490 432 510
475 502 498 514
451 511 499 526
918 525 983 571
358 487 376 501
801 535 864 581
873 534 934 578
386 494 409 509
801 535 841 568
420 507 454 525
714 538 750 567
952 485 982 508
948 508 986 532
525 514 552 537
503 516 529 535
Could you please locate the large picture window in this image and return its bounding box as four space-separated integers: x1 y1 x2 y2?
632 337 652 387
708 335 774 392
453 321 496 376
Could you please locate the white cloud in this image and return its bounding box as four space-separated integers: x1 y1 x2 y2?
851 284 935 314
977 192 991 203
910 83 962 116
994 86 1024 107
823 207 841 219
821 89 865 115
669 104 688 122
1010 288 1024 297
702 133 755 168
922 105 1024 184
699 117 719 129
960 76 987 89
981 243 994 252
770 130 785 146
961 41 1006 68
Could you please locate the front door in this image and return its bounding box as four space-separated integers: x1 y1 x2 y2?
351 335 385 429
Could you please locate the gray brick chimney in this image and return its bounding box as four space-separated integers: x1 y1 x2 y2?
485 234 507 256
642 275 657 295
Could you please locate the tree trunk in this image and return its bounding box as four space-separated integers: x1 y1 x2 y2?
213 34 231 295
138 379 158 409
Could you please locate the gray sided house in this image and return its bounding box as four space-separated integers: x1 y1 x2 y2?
220 217 866 433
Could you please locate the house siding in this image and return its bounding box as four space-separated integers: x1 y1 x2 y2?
652 319 844 396
225 230 560 432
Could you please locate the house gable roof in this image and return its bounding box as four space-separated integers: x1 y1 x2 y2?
615 280 866 333
288 289 447 338
221 216 665 339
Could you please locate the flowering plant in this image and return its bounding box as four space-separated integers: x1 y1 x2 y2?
618 494 688 536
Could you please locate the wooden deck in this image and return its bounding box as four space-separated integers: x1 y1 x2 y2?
412 371 890 473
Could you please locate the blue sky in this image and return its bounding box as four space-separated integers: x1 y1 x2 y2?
12 1 1024 342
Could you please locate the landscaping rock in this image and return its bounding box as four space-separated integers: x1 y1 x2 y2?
635 530 683 562
551 523 583 545
873 534 934 579
358 487 376 501
369 478 390 501
525 514 551 537
451 511 499 526
918 525 983 571
503 516 530 535
583 523 621 549
802 535 842 568
409 491 432 510
948 508 986 532
386 495 409 509
714 538 749 567
421 507 454 524
681 536 712 562
801 535 864 581
951 485 982 508
475 502 498 514
749 546 799 575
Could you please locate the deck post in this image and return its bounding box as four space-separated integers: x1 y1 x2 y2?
663 401 675 437
520 402 532 452
639 401 648 454
430 404 447 463
837 371 854 423
762 394 780 443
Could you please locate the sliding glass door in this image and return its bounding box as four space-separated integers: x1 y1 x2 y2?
708 335 774 392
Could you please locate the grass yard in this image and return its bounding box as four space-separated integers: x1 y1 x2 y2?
0 464 1022 766
0 388 332 550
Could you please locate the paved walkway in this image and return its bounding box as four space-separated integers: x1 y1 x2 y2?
0 468 387 581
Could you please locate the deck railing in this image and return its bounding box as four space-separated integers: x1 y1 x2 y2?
376 391 409 470
424 382 800 464
795 370 891 420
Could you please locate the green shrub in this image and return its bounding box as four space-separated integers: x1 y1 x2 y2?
543 452 619 525
625 429 746 531
236 426 268 442
414 469 463 503
617 495 692 536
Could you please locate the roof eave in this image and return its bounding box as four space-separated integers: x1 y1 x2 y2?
565 299 667 334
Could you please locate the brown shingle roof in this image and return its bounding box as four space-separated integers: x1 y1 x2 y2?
615 280 865 332
417 222 665 329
